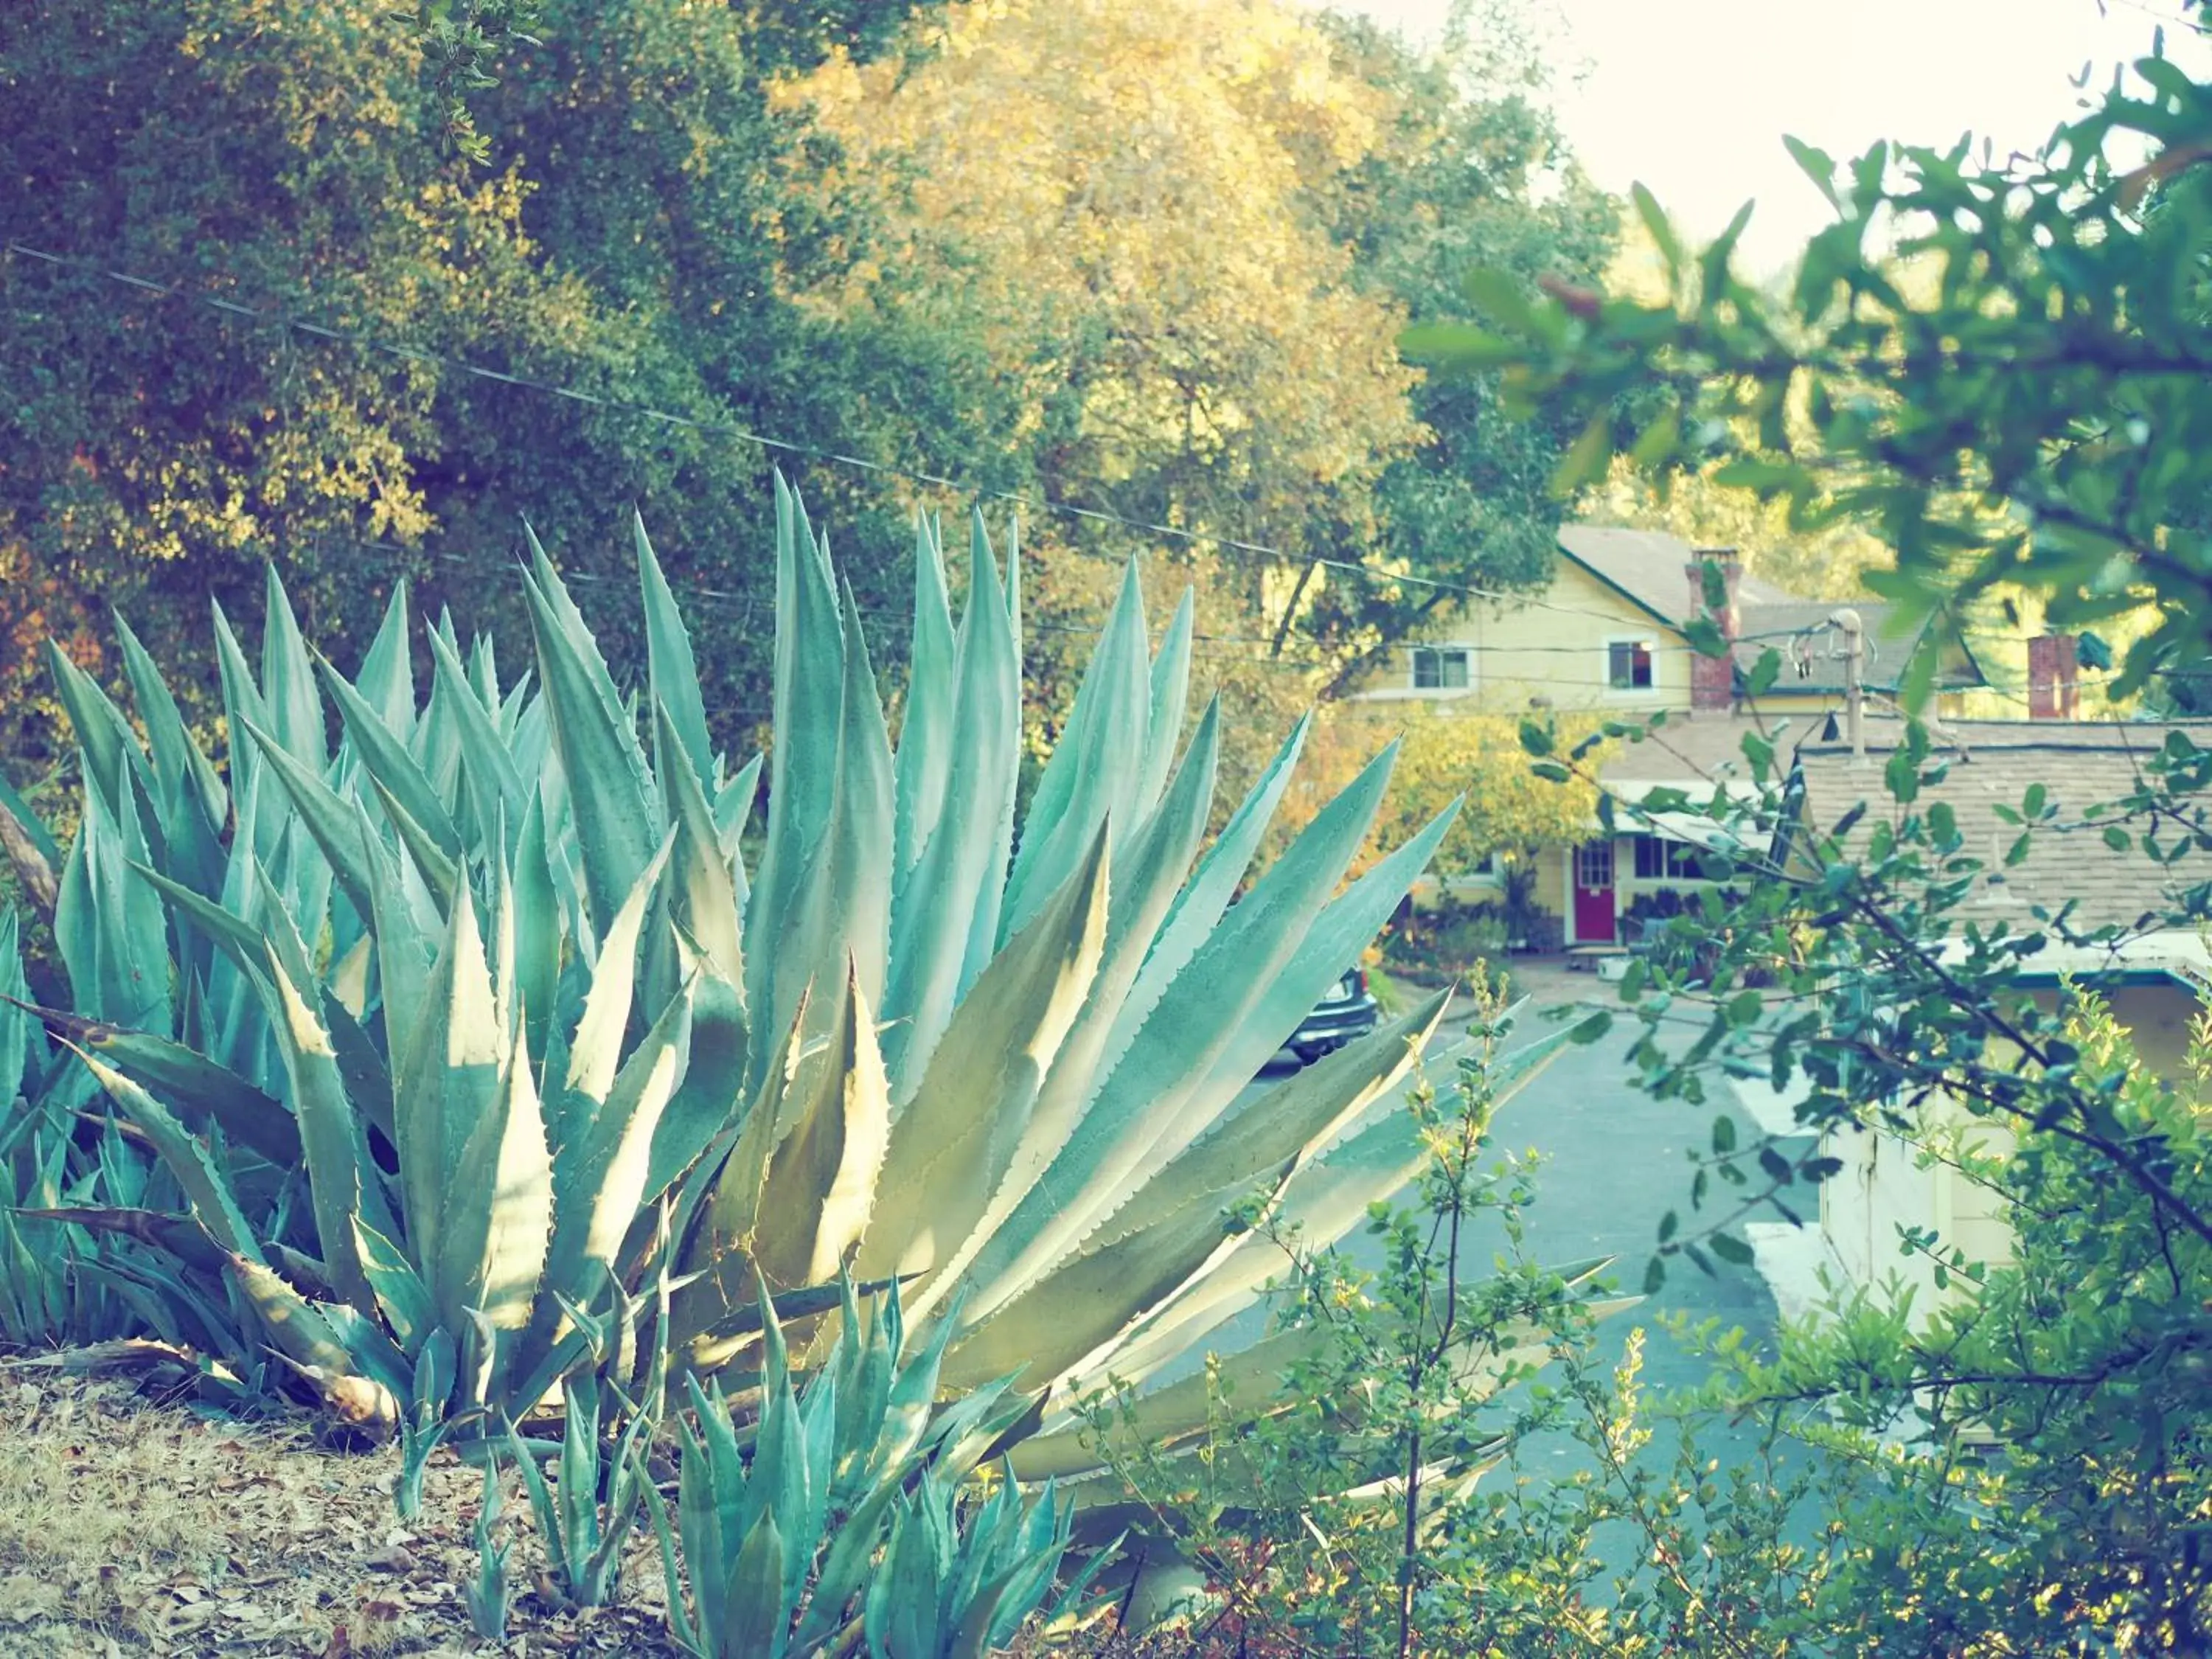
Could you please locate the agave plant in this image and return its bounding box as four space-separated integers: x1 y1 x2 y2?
8 479 1576 1502
0 910 164 1351
644 1273 1101 1658
462 1461 515 1641
14 554 759 1423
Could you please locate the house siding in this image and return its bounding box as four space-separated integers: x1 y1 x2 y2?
1819 978 2198 1321
1362 563 1693 712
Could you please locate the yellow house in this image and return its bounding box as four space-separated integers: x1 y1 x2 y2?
1351 525 1992 947
1360 524 1989 720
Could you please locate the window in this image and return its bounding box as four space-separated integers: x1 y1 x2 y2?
1607 639 1655 691
1411 647 1470 691
1575 841 1615 888
1631 835 1707 880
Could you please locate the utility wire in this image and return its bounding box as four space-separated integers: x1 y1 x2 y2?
2101 0 2206 30
321 529 1735 695
32 238 2211 695
4 237 1668 633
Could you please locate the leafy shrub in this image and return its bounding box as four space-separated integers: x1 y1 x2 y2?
1068 978 1629 1645
1382 895 1510 981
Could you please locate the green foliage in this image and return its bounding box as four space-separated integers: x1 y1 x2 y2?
864 1469 1096 1659
1423 55 2212 1597
0 0 1005 780
1071 977 1628 1646
462 1461 515 1640
1411 34 2212 707
1705 992 2212 1651
2 0 1605 819
1351 708 1607 880
0 914 180 1350
1082 953 2212 1653
393 1333 459 1521
1502 693 2212 1647
1380 895 1510 984
1312 22 2212 1649
508 1360 666 1609
2 481 1540 1648
1304 3 1621 671
0 1123 138 1349
392 0 545 162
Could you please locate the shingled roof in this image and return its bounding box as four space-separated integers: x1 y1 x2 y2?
1557 525 1795 619
1596 711 1798 789
1554 526 1986 695
1733 601 1984 694
1794 719 2212 931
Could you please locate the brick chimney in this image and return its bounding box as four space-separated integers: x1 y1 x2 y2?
2027 633 2079 720
1686 551 1742 712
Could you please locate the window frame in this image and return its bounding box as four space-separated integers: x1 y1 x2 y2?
1574 840 1615 889
1604 636 1658 695
1409 644 1474 695
1630 833 1708 881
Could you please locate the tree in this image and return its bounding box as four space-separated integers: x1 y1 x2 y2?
1391 19 2212 1646
782 0 1433 810
1733 989 2212 1652
779 0 1618 796
394 0 546 161
4 0 1608 817
790 0 1424 570
0 0 996 776
1301 2 1619 689
1313 706 1604 881
787 4 1616 589
1329 665 2208 1652
1413 21 2212 709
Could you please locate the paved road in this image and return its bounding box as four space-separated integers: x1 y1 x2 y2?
1249 981 1798 1385
1228 974 1823 1563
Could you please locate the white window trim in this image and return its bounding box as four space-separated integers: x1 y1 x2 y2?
1405 641 1478 699
1601 634 1660 700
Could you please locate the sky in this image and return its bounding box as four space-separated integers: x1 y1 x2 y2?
1344 0 2212 273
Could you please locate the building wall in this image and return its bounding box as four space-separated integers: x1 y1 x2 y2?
1742 686 1854 717
1357 560 1930 726
1818 978 2197 1321
2106 982 2198 1074
1820 1097 2017 1310
1418 837 1724 950
1411 849 1575 936
1358 562 1694 713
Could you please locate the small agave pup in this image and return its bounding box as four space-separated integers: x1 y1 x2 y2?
10 477 1579 1503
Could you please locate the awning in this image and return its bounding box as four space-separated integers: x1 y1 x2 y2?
1603 781 1767 855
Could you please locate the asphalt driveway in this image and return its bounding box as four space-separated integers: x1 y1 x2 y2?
1230 962 1826 1563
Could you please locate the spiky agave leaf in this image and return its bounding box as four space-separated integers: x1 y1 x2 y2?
27 481 1611 1512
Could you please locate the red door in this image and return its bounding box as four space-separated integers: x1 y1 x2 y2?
1573 841 1617 944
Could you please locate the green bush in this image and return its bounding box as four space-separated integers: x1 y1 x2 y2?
1073 976 1632 1646
1382 894 1510 983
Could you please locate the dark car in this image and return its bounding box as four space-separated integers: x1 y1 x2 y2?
1282 967 1381 1065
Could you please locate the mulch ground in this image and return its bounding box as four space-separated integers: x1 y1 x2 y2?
0 1366 682 1657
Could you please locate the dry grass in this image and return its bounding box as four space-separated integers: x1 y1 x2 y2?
0 1368 678 1657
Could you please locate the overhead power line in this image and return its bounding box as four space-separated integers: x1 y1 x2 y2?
5 236 1678 633
313 529 1733 698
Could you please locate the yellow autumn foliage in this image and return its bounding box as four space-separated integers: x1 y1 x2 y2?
782 0 1423 535
1282 704 1604 882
